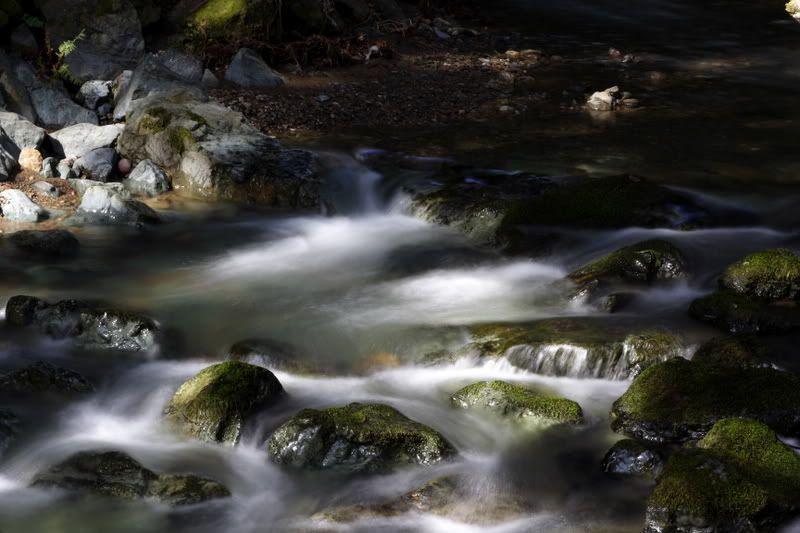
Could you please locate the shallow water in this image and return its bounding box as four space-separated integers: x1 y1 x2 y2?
1 1 800 532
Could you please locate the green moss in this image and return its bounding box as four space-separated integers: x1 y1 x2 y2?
139 107 172 133
500 175 685 229
189 0 279 38
186 111 209 127
167 127 195 154
649 450 768 519
568 239 688 284
469 319 618 355
689 290 800 334
720 249 800 301
611 357 800 441
692 335 771 368
699 418 800 504
451 380 583 426
165 361 284 443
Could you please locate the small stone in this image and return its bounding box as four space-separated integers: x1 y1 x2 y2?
224 48 285 88
316 94 331 103
40 157 59 178
57 159 76 180
201 69 220 89
123 159 169 197
118 158 132 175
32 181 60 198
0 189 45 222
586 86 620 112
77 80 113 111
74 147 118 182
18 147 43 172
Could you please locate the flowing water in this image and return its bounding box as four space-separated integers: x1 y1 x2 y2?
1 1 800 532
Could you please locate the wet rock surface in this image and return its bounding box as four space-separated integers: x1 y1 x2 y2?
602 439 664 478
0 361 93 395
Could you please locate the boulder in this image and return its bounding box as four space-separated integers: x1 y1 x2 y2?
0 128 19 181
0 70 36 123
0 361 93 394
5 295 161 353
7 229 80 257
469 320 685 380
74 147 118 182
113 50 206 121
164 361 284 444
18 147 42 172
33 450 229 505
450 380 583 427
123 159 170 196
117 96 320 207
601 439 664 478
40 0 145 81
0 189 45 222
610 357 800 443
645 419 800 533
267 402 456 473
0 111 46 157
72 185 159 225
689 290 800 334
224 48 285 88
77 80 112 110
50 123 125 160
568 239 689 286
719 249 800 302
691 335 774 369
57 159 77 180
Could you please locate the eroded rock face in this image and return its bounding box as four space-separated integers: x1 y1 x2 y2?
645 419 800 533
40 0 145 82
117 96 320 208
267 403 456 473
164 361 284 444
450 380 583 427
610 357 800 443
5 295 161 353
33 450 230 505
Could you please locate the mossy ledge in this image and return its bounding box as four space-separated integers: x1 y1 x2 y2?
266 403 456 473
719 248 800 302
450 380 583 427
568 239 689 285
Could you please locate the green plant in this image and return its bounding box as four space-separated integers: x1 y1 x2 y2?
38 28 86 86
22 14 44 29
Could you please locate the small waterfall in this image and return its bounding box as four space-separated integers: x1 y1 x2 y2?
317 152 390 215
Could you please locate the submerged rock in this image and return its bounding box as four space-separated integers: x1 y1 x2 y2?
267 403 456 473
72 185 159 225
719 249 800 302
691 335 774 369
0 361 93 394
450 380 583 427
645 419 800 533
610 357 800 443
601 439 664 478
568 239 689 286
6 230 79 258
470 320 685 380
689 290 800 334
33 450 229 505
164 361 284 444
117 96 319 208
5 295 160 353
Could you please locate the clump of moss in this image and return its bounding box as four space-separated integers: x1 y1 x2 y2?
164 361 284 444
692 335 771 368
689 290 800 334
568 239 688 285
469 319 618 355
189 0 279 39
611 357 800 442
719 249 800 302
138 107 172 133
267 403 456 472
167 127 195 154
451 380 583 426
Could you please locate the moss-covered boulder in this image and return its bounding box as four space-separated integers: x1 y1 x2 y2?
164 361 284 444
450 380 583 427
645 419 800 533
601 438 664 478
0 361 93 395
469 320 685 380
267 403 456 473
117 96 319 208
719 249 800 302
568 239 689 286
312 476 528 526
33 450 230 505
610 357 800 443
689 290 800 334
692 335 773 369
5 295 160 353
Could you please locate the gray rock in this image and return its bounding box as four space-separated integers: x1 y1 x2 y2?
33 180 60 197
32 451 230 505
29 84 98 129
10 25 38 58
201 69 220 89
73 185 158 225
602 439 664 477
68 178 129 199
57 159 77 180
112 69 133 105
0 128 19 181
123 159 169 197
40 157 59 178
117 96 319 208
7 229 80 257
74 147 117 182
0 71 36 123
77 80 113 110
40 0 145 82
0 361 93 395
5 295 160 352
224 48 285 88
0 189 44 222
154 49 203 83
0 111 46 157
50 123 125 159
113 51 206 121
